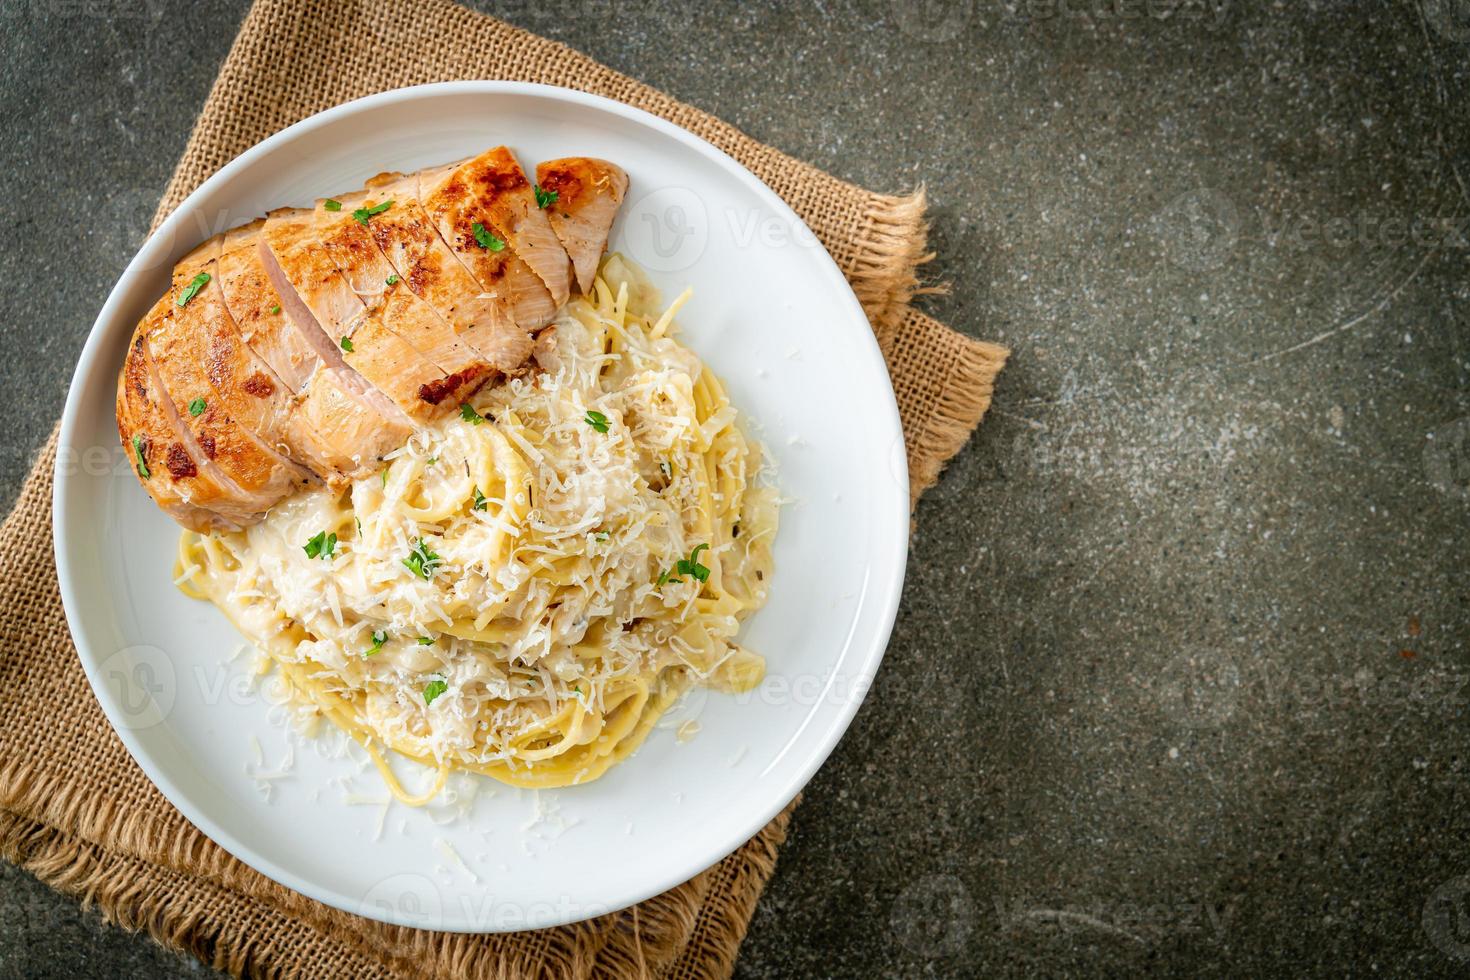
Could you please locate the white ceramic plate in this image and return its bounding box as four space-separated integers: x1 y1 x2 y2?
55 82 908 932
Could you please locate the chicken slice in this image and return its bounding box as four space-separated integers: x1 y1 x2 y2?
313 189 490 408
217 220 320 393
125 296 264 527
417 161 559 332
117 321 243 533
261 207 442 429
148 241 304 514
448 146 571 306
363 171 533 372
531 324 561 375
196 242 335 480
218 223 392 482
536 158 629 295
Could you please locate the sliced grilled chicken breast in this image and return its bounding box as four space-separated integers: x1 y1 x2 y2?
257 210 415 476
261 207 438 430
453 146 571 306
195 242 334 480
314 189 490 407
118 312 244 533
217 220 320 393
536 158 629 294
418 160 560 332
217 222 386 482
363 170 533 372
117 148 627 531
149 242 304 514
128 297 264 527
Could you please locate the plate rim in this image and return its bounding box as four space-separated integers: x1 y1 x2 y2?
53 80 910 932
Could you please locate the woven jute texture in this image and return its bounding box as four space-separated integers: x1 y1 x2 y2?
0 0 1008 976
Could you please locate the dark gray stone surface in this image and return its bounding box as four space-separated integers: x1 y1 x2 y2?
2 0 1468 977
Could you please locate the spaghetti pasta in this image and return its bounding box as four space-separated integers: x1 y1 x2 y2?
177 256 778 802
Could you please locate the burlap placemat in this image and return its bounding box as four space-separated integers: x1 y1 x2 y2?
0 0 1008 976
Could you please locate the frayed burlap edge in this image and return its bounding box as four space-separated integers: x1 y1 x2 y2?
902 331 1011 508
0 812 384 980
849 187 933 352
1 740 790 979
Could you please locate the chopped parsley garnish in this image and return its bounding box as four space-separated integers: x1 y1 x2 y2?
425 456 437 466
584 410 609 433
340 335 353 352
323 199 342 212
130 434 149 478
385 273 400 286
533 184 559 209
402 537 442 580
595 531 609 542
362 629 387 658
417 636 434 645
381 468 389 488
351 199 393 226
459 402 485 425
177 272 210 307
268 304 281 315
423 678 448 705
681 543 711 581
472 222 506 251
471 486 488 511
188 397 206 417
660 543 710 585
303 530 337 560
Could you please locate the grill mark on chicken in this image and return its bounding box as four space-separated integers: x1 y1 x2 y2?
537 166 582 201
241 373 275 397
465 148 572 307
166 444 196 479
417 364 490 405
471 166 528 195
422 150 571 318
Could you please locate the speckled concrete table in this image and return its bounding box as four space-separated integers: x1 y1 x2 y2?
3 1 1469 976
